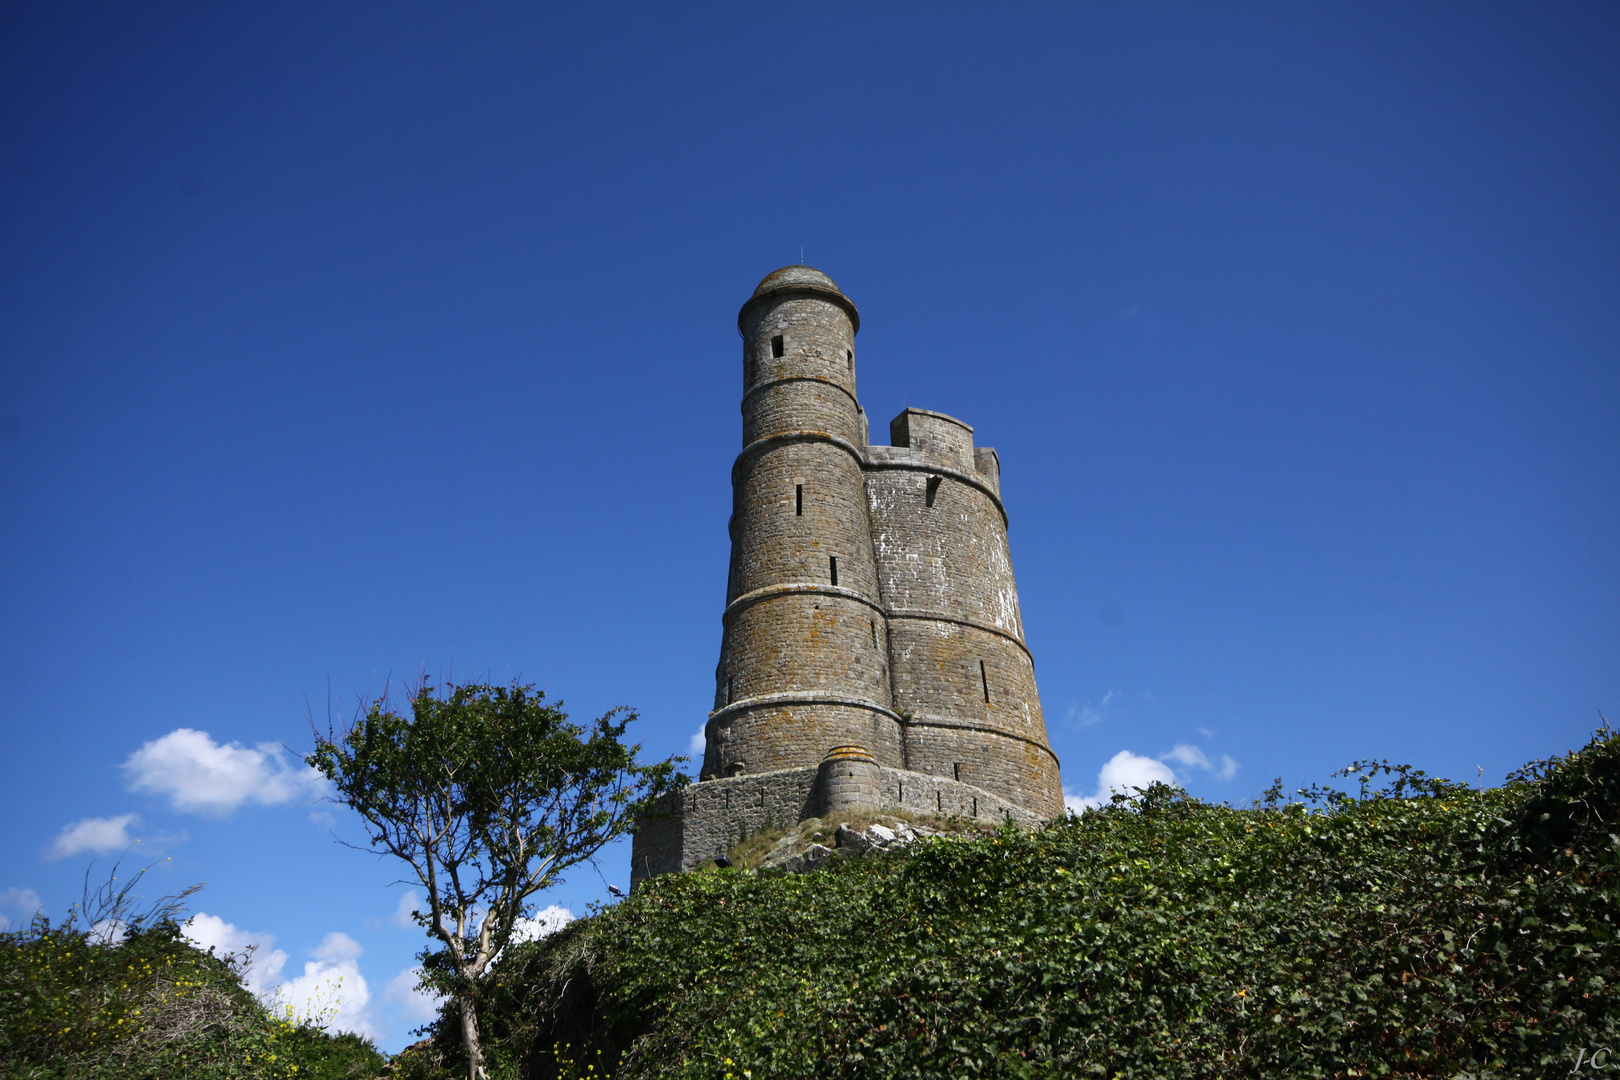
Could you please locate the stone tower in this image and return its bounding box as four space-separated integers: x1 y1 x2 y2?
632 267 1061 882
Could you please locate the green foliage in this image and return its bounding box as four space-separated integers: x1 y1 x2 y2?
0 865 384 1080
416 729 1618 1079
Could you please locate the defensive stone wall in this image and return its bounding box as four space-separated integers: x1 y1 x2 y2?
630 753 1045 884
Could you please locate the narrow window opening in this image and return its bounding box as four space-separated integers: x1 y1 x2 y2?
925 475 942 508
845 349 853 370
795 484 803 516
953 762 961 782
980 660 990 703
829 556 838 587
937 790 944 812
972 796 978 818
870 620 877 647
897 781 904 804
771 334 784 358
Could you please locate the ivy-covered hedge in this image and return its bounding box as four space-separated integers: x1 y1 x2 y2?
407 730 1619 1080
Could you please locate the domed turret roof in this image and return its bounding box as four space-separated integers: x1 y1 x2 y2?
739 264 859 333
751 265 844 298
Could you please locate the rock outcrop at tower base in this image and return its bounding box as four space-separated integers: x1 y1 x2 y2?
632 266 1062 884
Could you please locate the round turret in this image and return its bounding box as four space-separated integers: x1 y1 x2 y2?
817 744 882 817
705 268 900 780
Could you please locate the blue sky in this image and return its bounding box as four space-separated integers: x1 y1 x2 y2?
2 2 1616 1051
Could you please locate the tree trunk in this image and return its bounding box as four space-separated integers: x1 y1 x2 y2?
459 993 485 1080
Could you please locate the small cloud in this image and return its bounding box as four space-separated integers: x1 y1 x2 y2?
124 729 329 815
0 887 44 930
1162 744 1212 771
271 932 375 1037
1065 750 1178 812
384 966 445 1025
391 890 423 929
510 904 573 945
1161 743 1238 781
1066 690 1124 730
90 918 129 945
1066 704 1104 728
183 913 289 994
314 932 362 961
1197 726 1214 739
688 725 706 757
46 814 140 860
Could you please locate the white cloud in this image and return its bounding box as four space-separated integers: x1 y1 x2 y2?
1065 750 1178 812
183 913 289 994
271 932 375 1037
391 890 424 929
90 918 129 945
1162 744 1212 771
46 814 140 860
1163 743 1238 780
509 904 574 945
1066 690 1124 730
384 966 445 1025
124 728 329 815
184 915 375 1038
1066 705 1103 728
688 725 706 757
0 887 44 930
1065 743 1241 811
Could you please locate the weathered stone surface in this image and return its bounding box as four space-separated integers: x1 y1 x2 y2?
835 824 871 854
754 817 956 874
630 756 1042 883
631 266 1065 886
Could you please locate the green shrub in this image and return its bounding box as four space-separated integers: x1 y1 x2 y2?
0 870 385 1080
416 728 1618 1079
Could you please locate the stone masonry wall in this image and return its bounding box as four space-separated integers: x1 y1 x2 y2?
865 412 1063 817
629 762 1046 885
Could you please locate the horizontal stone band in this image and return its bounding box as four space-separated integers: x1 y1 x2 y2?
740 374 860 413
860 457 1008 527
901 714 1062 768
885 608 1033 663
708 691 902 726
723 582 886 622
733 429 866 478
731 431 1010 528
